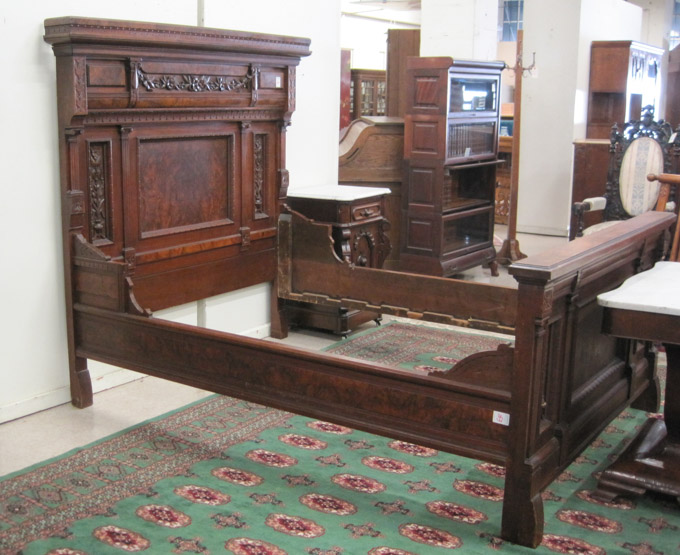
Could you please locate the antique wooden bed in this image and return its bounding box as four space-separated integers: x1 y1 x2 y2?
44 17 675 548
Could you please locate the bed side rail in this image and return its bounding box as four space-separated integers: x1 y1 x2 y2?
277 210 518 334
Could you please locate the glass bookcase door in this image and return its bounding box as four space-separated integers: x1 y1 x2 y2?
448 73 499 115
442 206 493 254
446 119 498 164
441 164 493 212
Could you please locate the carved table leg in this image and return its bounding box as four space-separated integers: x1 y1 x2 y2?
665 344 680 442
593 343 680 502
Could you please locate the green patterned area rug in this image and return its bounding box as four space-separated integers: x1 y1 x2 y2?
323 320 513 372
1 322 678 554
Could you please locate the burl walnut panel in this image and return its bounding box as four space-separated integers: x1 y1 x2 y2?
138 136 233 235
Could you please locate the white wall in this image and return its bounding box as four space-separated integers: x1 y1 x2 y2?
0 0 341 423
516 0 642 237
341 16 389 70
339 0 420 70
0 0 197 423
627 0 674 120
420 0 498 60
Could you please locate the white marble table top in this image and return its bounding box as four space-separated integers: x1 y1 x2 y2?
288 185 391 201
597 261 680 316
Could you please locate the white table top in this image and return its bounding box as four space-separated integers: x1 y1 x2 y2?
288 185 391 201
597 262 680 316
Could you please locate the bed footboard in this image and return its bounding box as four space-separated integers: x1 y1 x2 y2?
275 209 674 547
502 211 672 546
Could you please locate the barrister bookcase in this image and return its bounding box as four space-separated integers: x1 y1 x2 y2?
400 57 504 277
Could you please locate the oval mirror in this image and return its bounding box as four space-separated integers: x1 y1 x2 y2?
619 136 664 216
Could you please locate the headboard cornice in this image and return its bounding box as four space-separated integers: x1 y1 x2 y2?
44 17 312 59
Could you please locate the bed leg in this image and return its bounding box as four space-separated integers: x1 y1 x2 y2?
500 479 543 548
70 356 93 408
269 286 289 339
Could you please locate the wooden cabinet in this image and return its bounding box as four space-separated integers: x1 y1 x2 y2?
338 116 405 270
284 186 391 335
569 139 610 239
400 57 504 277
587 41 663 139
350 69 386 120
386 29 421 118
666 43 680 128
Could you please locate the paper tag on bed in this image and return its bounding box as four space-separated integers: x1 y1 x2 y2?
492 411 510 426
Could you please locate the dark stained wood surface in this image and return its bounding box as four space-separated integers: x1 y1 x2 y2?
46 16 678 550
44 16 311 409
401 57 504 276
68 209 673 548
386 29 420 118
570 139 609 238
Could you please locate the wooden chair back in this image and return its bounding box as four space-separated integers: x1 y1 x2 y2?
603 108 676 222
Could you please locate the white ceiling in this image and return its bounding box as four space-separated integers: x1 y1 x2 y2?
341 0 421 25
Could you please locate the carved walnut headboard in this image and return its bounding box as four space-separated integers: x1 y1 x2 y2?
44 17 311 311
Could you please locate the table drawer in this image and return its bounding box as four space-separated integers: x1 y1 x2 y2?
352 201 382 222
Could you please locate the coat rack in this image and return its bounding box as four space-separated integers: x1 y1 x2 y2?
497 30 533 265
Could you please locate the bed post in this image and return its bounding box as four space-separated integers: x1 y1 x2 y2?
501 211 674 546
62 151 94 409
500 274 557 547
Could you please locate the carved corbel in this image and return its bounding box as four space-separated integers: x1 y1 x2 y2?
240 226 251 251
278 169 290 200
65 190 85 231
534 287 554 331
128 58 142 107
123 247 136 274
565 270 583 307
250 64 260 107
125 276 152 317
